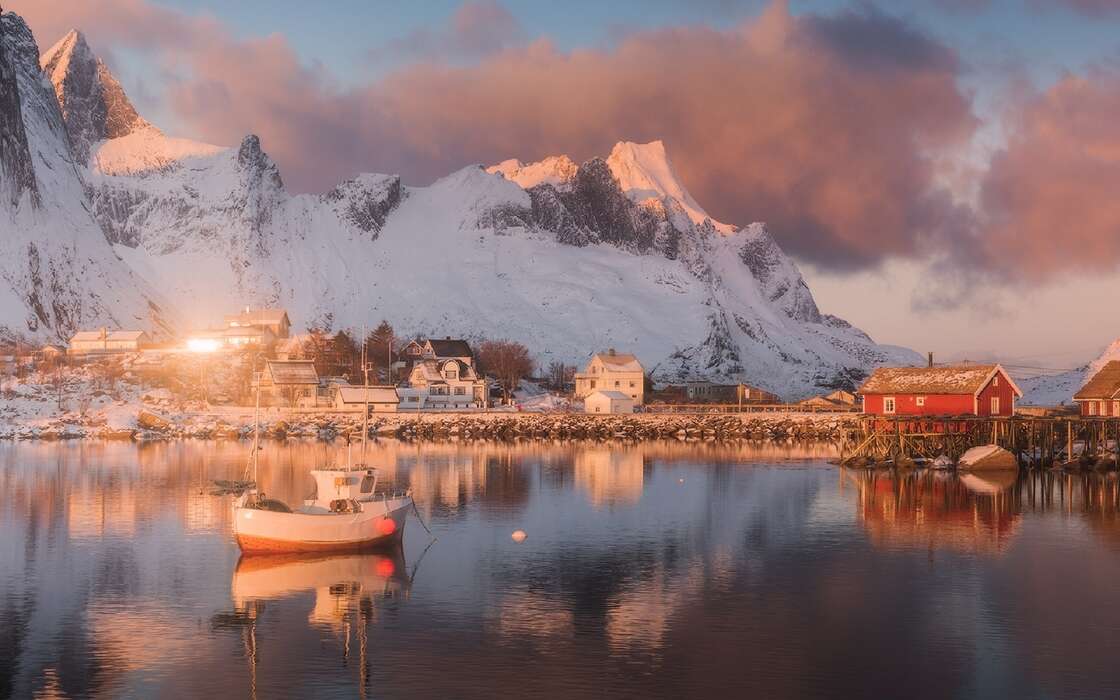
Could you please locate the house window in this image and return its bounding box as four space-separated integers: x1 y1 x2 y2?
614 381 620 388
883 397 896 414
595 406 601 413
993 375 999 387
1113 401 1120 416
916 396 925 407
991 397 1000 414
630 381 636 388
454 386 466 396
590 380 596 389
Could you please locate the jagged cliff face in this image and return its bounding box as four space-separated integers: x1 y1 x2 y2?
22 19 916 396
0 13 171 343
40 30 147 164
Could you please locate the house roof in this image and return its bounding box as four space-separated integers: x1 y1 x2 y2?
592 351 643 372
587 390 632 401
425 338 473 358
410 359 478 382
266 360 319 385
225 308 290 327
70 330 148 342
859 364 1022 397
1074 361 1120 400
335 386 399 404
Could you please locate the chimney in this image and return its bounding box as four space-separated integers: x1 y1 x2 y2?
100 327 107 340
608 348 616 356
928 352 934 368
446 336 451 340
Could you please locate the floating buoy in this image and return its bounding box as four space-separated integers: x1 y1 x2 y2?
511 529 527 543
377 518 397 535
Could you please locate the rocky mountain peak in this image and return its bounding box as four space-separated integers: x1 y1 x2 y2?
41 27 150 164
486 154 578 190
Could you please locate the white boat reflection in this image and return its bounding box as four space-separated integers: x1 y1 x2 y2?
231 549 411 624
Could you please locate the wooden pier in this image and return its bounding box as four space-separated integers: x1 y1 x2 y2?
840 416 1120 469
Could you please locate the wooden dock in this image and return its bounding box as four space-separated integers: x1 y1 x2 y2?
840 416 1120 469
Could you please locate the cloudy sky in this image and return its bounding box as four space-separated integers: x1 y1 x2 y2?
10 0 1120 368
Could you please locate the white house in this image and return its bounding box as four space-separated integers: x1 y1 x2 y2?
585 390 635 415
258 359 319 407
574 349 645 404
331 385 399 413
69 329 151 355
407 359 487 409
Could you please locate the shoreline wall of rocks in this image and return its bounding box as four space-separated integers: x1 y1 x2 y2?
0 410 861 443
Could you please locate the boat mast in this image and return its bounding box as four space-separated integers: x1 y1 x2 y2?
253 356 262 487
361 330 371 467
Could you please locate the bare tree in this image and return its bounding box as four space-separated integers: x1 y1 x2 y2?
478 340 534 401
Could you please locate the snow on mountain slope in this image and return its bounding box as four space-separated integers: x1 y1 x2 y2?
486 155 578 190
41 29 221 175
605 140 736 234
0 13 173 343
35 24 917 397
1018 339 1120 406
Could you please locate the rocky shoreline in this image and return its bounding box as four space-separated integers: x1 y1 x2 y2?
0 410 860 443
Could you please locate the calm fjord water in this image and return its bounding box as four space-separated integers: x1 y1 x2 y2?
2 440 1119 699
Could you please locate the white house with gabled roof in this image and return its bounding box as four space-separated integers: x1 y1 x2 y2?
574 349 645 404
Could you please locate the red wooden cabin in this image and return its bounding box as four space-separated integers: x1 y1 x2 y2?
858 364 1021 417
1073 361 1120 417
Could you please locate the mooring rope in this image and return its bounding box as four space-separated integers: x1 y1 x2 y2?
411 499 437 541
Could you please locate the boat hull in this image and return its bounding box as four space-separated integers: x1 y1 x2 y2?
234 498 412 554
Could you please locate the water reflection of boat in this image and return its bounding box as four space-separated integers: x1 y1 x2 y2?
232 549 411 619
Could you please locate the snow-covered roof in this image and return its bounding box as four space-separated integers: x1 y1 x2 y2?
1074 361 1120 400
587 390 632 401
70 330 148 342
593 351 643 372
859 364 1021 397
265 360 318 385
334 386 399 404
411 359 478 381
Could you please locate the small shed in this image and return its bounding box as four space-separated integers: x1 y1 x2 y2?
332 385 400 413
1073 361 1120 417
858 364 1021 417
585 390 635 415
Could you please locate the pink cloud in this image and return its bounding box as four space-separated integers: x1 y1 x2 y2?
980 70 1120 280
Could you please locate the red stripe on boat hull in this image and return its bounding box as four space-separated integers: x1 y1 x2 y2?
236 531 402 554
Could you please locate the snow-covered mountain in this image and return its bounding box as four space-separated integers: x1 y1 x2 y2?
0 16 172 344
1018 339 1120 406
5 16 921 397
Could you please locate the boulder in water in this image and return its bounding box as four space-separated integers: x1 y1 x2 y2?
959 445 1017 471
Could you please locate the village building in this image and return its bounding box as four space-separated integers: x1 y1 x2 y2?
799 389 858 410
223 308 291 339
858 364 1021 417
330 385 400 414
68 329 151 355
406 359 487 409
258 359 319 407
187 325 277 352
585 390 635 414
400 337 476 373
574 350 645 404
1073 361 1120 416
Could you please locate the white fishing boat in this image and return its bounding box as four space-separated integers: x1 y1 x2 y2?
232 351 412 554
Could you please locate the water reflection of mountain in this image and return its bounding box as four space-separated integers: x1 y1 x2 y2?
843 469 1022 555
